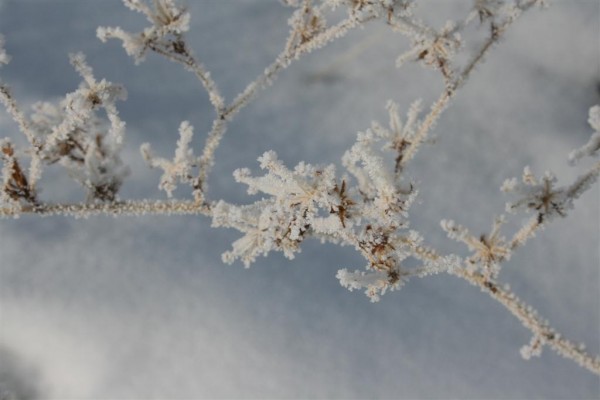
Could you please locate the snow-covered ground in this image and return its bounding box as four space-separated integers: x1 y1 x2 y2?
0 1 598 398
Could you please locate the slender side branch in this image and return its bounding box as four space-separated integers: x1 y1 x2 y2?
456 269 600 375
225 14 375 121
0 84 37 145
98 0 225 112
398 90 451 168
193 117 226 203
145 40 225 113
399 0 539 168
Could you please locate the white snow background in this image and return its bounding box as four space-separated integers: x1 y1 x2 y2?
0 0 598 398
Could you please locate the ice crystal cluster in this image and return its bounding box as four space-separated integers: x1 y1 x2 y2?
0 0 599 376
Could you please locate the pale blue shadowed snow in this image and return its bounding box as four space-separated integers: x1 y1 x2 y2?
0 0 599 398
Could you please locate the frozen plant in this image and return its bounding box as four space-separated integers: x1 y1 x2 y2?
0 51 128 207
0 0 598 377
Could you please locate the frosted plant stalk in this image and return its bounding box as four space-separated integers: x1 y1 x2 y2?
1 0 598 377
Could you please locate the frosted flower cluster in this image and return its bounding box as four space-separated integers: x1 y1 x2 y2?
396 20 462 79
211 150 340 267
501 166 569 223
38 53 128 202
341 116 417 225
441 216 510 279
0 52 128 206
97 0 191 64
500 159 599 227
285 0 327 51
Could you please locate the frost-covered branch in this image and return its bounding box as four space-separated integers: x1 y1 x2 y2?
398 0 543 169
0 0 598 378
98 0 225 113
454 268 600 375
502 143 600 251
